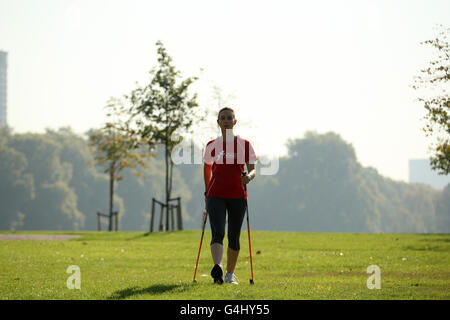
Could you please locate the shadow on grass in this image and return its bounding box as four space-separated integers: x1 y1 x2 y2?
108 284 186 300
420 236 450 243
124 232 152 241
126 231 182 241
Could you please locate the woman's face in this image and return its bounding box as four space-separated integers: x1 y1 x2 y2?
217 110 236 131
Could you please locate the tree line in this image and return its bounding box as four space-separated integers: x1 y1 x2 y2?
2 26 449 233
1 127 448 233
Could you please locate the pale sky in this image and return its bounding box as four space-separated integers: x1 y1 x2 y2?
1 0 450 183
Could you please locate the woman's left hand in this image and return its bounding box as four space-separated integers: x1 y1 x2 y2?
242 174 251 185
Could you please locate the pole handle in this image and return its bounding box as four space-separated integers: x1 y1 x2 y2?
242 171 248 192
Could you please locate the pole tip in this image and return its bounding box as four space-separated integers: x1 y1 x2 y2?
250 279 254 285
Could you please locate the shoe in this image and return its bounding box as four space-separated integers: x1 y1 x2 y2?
211 264 223 284
225 272 239 285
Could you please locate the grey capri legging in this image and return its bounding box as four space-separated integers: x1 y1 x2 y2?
207 197 247 251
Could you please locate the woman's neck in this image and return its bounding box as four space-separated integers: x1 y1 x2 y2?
221 129 235 142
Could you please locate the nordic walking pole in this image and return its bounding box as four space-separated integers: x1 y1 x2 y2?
193 209 208 283
242 171 255 285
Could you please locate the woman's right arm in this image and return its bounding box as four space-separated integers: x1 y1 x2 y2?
204 163 212 194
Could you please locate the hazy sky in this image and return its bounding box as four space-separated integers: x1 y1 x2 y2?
1 0 450 183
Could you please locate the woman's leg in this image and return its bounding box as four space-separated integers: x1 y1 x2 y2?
211 243 223 266
225 198 247 273
226 247 240 273
207 197 227 266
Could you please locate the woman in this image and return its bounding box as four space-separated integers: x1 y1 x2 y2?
203 107 257 285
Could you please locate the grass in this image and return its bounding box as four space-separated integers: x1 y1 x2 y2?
0 230 449 300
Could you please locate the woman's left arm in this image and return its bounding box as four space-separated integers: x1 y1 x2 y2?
243 163 256 184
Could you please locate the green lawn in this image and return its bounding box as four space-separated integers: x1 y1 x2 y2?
0 230 449 300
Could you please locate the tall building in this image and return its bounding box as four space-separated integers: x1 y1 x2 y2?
409 159 450 190
0 51 7 127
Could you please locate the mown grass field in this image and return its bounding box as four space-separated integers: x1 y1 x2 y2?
0 230 449 300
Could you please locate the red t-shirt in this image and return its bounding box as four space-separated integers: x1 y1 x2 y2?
204 135 257 199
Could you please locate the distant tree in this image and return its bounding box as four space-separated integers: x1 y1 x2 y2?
413 25 450 175
127 40 204 230
22 181 85 230
281 131 364 231
434 183 450 233
0 127 34 230
46 127 111 230
88 97 154 231
7 131 84 230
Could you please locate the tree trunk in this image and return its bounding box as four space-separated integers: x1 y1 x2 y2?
109 162 114 232
165 137 169 231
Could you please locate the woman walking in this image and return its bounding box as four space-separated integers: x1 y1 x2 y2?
203 107 257 285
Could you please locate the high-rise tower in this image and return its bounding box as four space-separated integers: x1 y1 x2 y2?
0 51 7 127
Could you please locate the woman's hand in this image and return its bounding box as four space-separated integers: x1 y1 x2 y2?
242 163 256 185
242 174 251 185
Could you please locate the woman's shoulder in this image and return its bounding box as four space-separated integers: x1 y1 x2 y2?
236 135 253 144
206 138 217 146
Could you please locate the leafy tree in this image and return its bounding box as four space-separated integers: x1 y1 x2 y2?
7 131 84 230
46 127 112 230
280 131 364 231
413 25 450 175
0 127 34 230
127 40 204 230
88 97 153 231
434 183 450 233
1 126 447 232
10 133 70 185
22 181 84 230
238 131 443 233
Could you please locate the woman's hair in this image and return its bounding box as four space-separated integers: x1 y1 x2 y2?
218 107 235 119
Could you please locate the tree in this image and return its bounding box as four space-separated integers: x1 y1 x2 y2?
46 127 111 230
127 40 204 230
280 131 364 232
434 183 450 233
22 181 84 230
7 131 84 230
88 97 154 231
413 25 450 175
0 127 34 230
